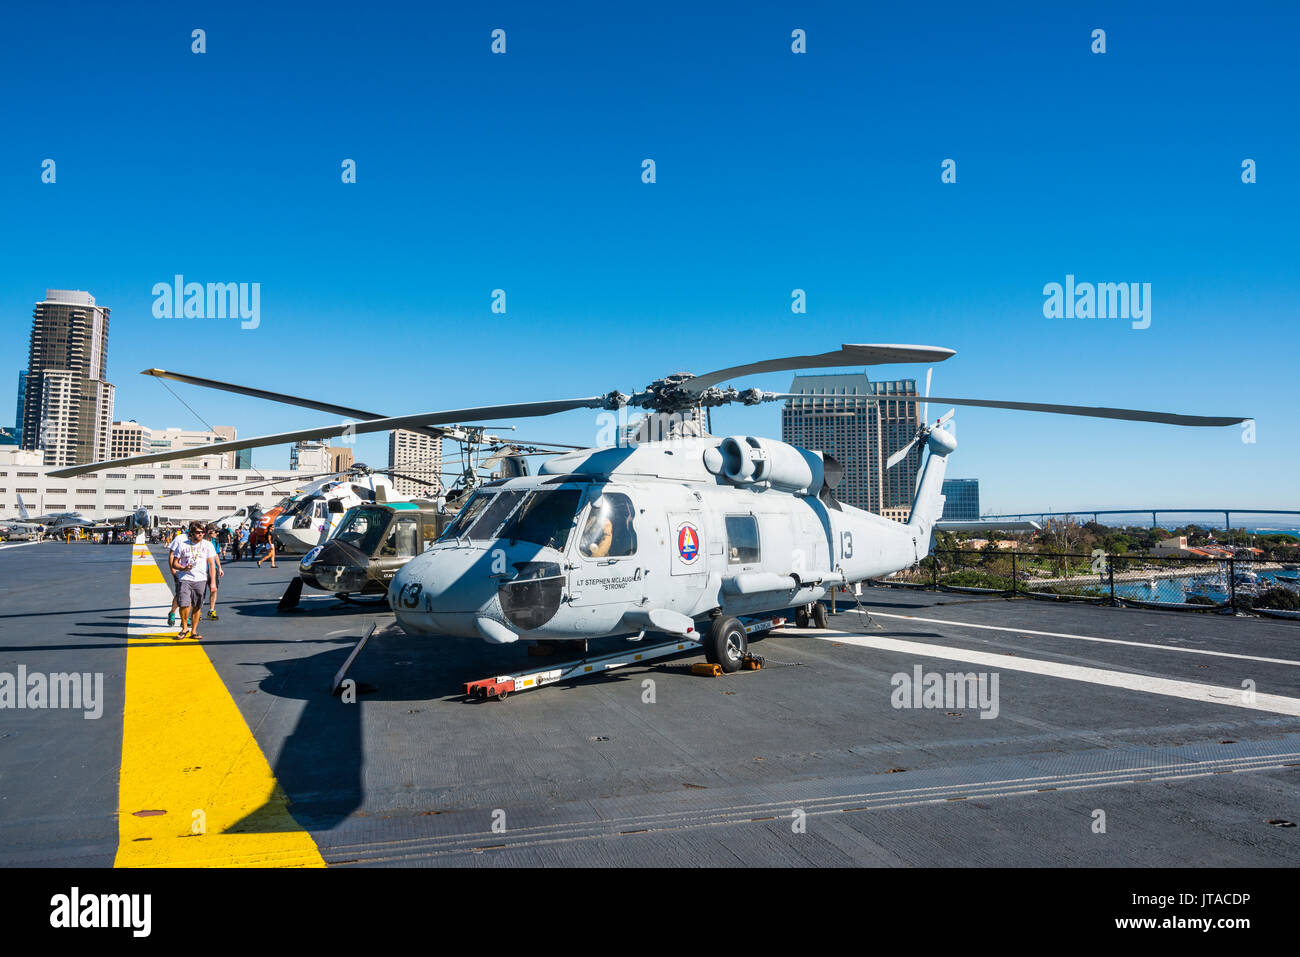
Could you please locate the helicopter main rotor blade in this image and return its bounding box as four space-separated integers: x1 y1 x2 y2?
142 369 455 442
374 468 443 487
769 394 1247 428
682 344 956 394
914 396 1247 428
49 396 608 477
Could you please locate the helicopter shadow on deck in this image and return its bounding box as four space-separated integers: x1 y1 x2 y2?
225 613 951 836
225 621 647 834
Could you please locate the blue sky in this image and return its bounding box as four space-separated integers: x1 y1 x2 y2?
1 1 1296 513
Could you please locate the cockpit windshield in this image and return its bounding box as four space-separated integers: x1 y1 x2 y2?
499 489 583 550
333 506 392 555
466 490 526 539
284 495 316 519
437 490 494 541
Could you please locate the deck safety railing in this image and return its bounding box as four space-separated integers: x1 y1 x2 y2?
875 550 1300 617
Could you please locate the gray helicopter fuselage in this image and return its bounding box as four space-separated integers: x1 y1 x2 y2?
388 432 953 643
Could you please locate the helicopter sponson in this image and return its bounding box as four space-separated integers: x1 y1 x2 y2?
388 431 955 644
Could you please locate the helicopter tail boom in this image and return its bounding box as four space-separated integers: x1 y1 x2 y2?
906 426 957 550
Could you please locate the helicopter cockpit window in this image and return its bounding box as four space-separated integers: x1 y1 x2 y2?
292 496 327 528
437 491 493 541
466 490 527 540
725 515 760 565
500 489 583 550
334 506 391 555
578 492 637 558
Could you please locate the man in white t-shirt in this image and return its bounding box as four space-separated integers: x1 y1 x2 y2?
168 522 217 639
167 527 188 626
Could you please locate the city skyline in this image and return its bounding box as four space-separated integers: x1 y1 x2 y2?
1 4 1295 511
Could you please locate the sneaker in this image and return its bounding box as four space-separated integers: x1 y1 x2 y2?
207 610 218 620
168 611 176 626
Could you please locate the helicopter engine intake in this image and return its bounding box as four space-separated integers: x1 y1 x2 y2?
704 437 825 494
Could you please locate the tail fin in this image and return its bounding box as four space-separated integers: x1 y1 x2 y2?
17 494 30 521
906 427 957 547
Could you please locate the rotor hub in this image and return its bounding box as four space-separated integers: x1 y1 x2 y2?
632 374 779 414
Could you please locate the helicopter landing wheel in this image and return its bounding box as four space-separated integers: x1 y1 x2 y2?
705 616 748 674
811 601 829 629
795 606 810 629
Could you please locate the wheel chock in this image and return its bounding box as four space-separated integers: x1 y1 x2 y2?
691 663 723 677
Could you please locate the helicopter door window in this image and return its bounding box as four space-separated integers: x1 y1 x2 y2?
394 518 421 558
578 492 637 559
419 517 439 549
725 515 760 565
380 517 421 558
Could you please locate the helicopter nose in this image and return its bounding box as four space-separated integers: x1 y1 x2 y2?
299 539 369 593
389 545 567 639
389 547 499 636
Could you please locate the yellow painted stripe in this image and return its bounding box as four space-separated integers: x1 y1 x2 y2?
117 544 325 867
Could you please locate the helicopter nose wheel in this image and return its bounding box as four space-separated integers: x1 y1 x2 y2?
704 616 748 674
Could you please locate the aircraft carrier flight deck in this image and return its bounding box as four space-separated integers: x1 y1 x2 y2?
2 539 1297 868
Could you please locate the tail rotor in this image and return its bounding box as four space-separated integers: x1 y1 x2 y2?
887 369 956 472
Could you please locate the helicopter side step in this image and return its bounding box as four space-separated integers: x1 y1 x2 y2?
463 614 786 700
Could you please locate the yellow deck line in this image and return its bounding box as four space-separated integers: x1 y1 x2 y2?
117 543 325 867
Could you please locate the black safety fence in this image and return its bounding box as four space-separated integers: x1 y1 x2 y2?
875 549 1300 617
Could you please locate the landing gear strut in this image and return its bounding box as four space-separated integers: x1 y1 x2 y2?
794 602 828 629
811 601 829 629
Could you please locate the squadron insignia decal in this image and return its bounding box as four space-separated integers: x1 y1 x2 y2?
676 522 700 564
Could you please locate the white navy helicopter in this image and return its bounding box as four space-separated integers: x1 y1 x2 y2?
53 344 1246 672
268 471 397 554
